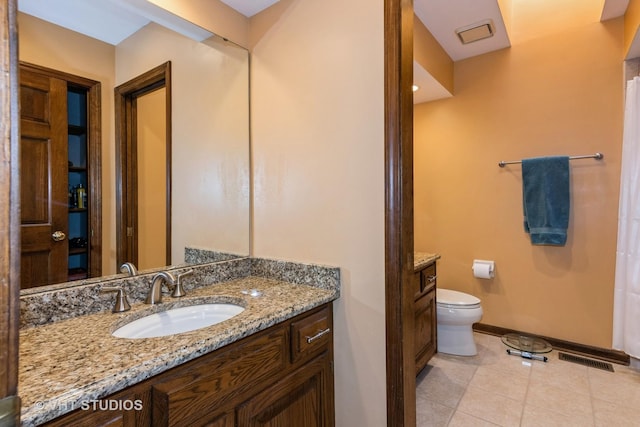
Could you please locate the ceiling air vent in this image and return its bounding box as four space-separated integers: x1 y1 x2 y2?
455 19 495 44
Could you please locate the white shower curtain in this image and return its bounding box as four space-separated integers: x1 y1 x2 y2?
613 76 640 359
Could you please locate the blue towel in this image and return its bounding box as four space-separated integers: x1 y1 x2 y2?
522 156 570 246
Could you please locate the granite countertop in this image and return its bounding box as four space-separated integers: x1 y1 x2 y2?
19 276 338 426
414 252 441 271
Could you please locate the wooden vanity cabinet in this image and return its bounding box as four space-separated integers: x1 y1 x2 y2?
414 262 437 375
42 304 334 427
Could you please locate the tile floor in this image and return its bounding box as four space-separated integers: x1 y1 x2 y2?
416 332 640 426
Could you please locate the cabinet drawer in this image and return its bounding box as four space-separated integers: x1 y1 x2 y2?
291 305 333 363
419 264 437 296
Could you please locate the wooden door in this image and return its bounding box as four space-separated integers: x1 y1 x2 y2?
19 66 69 288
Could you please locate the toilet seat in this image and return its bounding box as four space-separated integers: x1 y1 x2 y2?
437 288 481 309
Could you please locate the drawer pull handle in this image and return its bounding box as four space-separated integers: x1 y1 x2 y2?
426 275 437 283
306 328 331 344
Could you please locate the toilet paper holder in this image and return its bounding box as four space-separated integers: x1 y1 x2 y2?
472 259 495 279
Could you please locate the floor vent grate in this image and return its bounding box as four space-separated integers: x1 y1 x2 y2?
558 352 614 372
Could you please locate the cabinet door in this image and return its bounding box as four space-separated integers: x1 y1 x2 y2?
237 352 334 427
415 287 436 375
152 328 287 427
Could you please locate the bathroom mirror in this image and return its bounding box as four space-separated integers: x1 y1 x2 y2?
18 0 250 292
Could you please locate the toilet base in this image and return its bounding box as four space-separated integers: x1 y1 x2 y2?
437 323 478 356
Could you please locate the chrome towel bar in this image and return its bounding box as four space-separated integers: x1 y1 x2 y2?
498 152 603 168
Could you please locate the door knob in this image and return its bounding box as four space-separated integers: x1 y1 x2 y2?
52 231 66 242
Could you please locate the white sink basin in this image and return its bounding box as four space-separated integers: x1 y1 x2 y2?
112 303 245 339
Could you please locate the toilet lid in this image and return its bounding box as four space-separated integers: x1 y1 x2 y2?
437 288 481 308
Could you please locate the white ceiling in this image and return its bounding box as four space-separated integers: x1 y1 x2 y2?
19 0 146 45
412 0 511 104
413 0 631 104
415 0 630 63
219 0 280 17
414 0 511 62
18 0 213 44
601 0 629 21
18 0 634 100
17 0 281 46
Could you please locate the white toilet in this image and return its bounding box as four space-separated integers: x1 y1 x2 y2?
436 288 483 356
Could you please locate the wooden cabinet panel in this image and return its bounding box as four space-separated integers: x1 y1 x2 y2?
201 411 234 427
153 328 287 427
415 287 436 375
414 262 437 375
44 410 124 427
237 351 334 427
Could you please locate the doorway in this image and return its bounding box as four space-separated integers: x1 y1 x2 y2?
19 62 102 288
115 62 172 270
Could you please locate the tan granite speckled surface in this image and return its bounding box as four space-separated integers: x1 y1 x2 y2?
414 252 440 271
20 276 338 426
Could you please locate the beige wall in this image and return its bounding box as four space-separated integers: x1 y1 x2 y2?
116 23 251 264
250 0 386 425
18 13 117 276
414 1 624 348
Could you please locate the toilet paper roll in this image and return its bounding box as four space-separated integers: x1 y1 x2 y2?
472 261 494 279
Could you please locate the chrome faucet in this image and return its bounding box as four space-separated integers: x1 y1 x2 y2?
120 262 138 276
145 271 176 305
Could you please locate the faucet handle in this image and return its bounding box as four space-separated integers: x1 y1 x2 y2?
172 269 194 298
101 286 132 313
